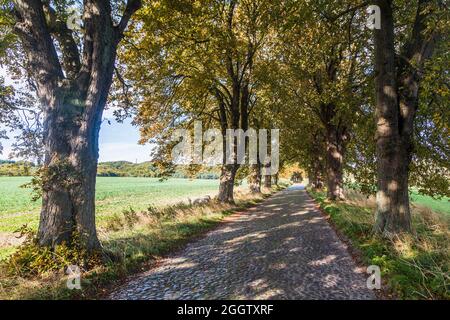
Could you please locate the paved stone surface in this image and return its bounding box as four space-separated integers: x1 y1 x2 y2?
109 185 376 300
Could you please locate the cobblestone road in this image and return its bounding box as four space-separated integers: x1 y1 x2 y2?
109 185 376 300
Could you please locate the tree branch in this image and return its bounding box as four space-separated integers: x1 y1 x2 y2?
42 2 81 79
400 0 441 76
12 0 63 103
116 0 142 38
320 1 371 22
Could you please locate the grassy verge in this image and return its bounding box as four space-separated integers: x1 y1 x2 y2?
0 177 222 233
0 188 281 300
307 188 449 300
409 191 450 216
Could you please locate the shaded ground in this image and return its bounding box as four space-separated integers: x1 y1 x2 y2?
109 185 376 300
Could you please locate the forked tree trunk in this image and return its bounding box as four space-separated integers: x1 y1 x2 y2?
374 0 438 236
35 27 118 250
13 0 141 250
373 0 411 235
325 125 346 201
248 163 262 194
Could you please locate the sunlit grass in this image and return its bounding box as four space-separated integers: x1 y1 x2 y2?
410 191 450 216
308 188 449 300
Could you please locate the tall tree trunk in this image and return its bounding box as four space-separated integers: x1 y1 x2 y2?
215 3 254 203
216 95 239 203
272 173 279 186
215 77 250 202
307 169 314 187
325 125 346 200
218 164 238 203
264 173 272 189
311 165 324 190
373 0 411 235
309 132 325 190
37 97 105 249
248 163 262 194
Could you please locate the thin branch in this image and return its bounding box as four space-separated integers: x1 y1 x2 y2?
321 1 371 22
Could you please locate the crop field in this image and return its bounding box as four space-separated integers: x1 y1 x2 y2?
409 191 450 215
0 177 448 234
0 177 221 233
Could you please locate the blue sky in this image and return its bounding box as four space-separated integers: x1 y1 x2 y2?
1 114 155 163
97 113 155 163
1 68 154 163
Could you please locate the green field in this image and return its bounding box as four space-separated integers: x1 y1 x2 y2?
410 191 450 214
0 176 448 234
0 177 220 232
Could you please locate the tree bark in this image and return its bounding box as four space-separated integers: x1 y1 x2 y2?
37 82 109 249
218 164 238 203
374 0 439 236
272 173 279 186
248 163 262 194
264 173 272 189
325 124 346 200
308 125 325 191
373 0 412 235
307 170 314 187
308 145 325 190
310 165 324 190
216 93 240 203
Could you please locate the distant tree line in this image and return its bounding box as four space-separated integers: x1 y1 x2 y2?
97 161 221 179
0 160 221 179
0 160 36 176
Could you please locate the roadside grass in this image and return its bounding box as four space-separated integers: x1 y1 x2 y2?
0 189 277 300
308 188 449 300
